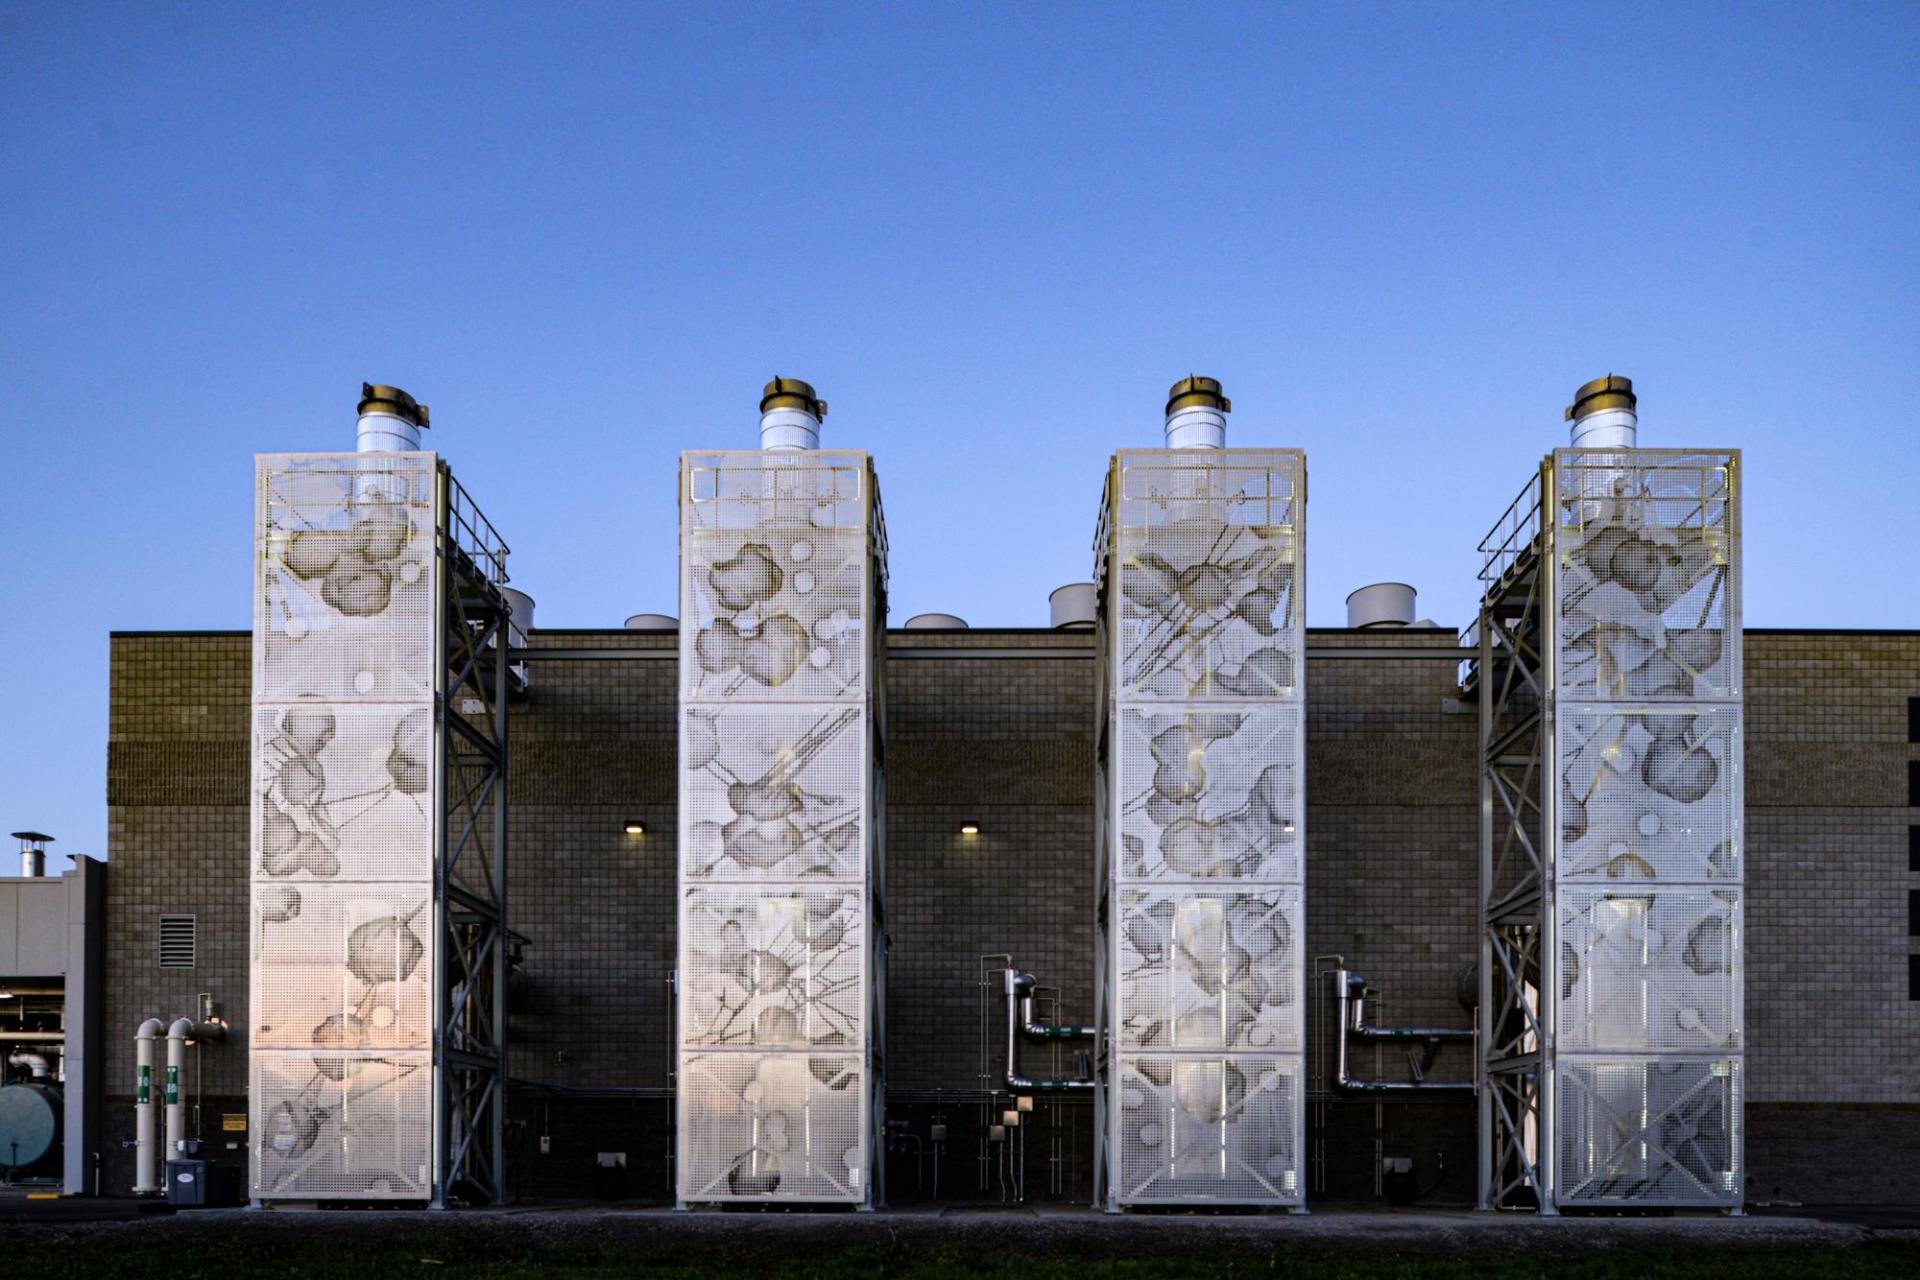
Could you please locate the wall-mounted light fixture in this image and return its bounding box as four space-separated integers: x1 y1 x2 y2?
624 820 647 836
959 821 981 836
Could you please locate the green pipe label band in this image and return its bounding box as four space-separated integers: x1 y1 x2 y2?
137 1064 151 1104
166 1064 180 1105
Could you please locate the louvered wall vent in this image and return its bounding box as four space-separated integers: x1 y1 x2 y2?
158 914 196 969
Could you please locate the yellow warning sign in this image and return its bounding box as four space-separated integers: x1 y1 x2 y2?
222 1113 248 1132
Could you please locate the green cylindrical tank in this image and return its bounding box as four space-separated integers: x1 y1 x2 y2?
0 1080 62 1171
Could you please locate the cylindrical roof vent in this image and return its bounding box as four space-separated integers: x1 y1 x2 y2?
357 383 429 452
1346 583 1417 629
903 613 968 630
1566 374 1637 448
1164 375 1230 450
11 831 52 879
624 613 678 631
499 588 535 649
760 376 826 451
1049 583 1097 630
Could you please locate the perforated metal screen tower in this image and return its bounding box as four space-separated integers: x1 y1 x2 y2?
676 450 888 1207
1476 449 1743 1212
250 452 512 1205
1092 448 1307 1210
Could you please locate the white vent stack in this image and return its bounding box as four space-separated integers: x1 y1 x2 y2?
1565 374 1637 448
759 376 826 451
1163 375 1230 450
625 613 678 631
1049 583 1097 629
903 613 968 630
11 831 51 878
1345 583 1417 629
356 383 430 452
500 589 536 650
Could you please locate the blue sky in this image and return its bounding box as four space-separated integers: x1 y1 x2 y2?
3 2 1916 869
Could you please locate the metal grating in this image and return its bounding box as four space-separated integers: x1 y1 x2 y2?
678 450 884 1206
1559 706 1740 884
1098 448 1306 1209
251 453 439 1202
1556 888 1741 1055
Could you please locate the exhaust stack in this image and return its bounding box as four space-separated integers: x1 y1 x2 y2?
1565 374 1636 448
1164 375 1229 449
760 376 826 451
357 383 430 452
10 831 51 878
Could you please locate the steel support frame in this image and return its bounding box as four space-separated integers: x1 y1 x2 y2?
1477 460 1557 1213
431 464 511 1208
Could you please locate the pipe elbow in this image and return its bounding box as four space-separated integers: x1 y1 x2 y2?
137 1018 166 1039
169 1017 226 1043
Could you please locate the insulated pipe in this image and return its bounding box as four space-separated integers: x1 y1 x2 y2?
357 382 429 452
134 1019 164 1193
1565 374 1637 449
7 1051 49 1078
1164 375 1229 450
1003 971 1094 1094
1331 971 1473 1096
760 376 825 451
164 1018 227 1160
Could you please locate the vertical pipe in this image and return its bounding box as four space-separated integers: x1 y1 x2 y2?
491 585 510 1204
1564 375 1636 449
133 1019 164 1193
164 1020 190 1162
357 384 429 452
1163 376 1229 450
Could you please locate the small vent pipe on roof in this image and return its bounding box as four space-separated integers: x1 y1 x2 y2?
1346 584 1417 630
903 613 968 630
11 831 51 878
500 589 535 649
1566 374 1637 449
760 376 825 451
357 383 430 452
1164 375 1230 450
625 613 678 631
1049 583 1097 630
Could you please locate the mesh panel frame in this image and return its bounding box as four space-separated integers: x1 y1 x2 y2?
678 450 881 1206
251 452 440 1203
1101 449 1307 1209
1544 447 1743 1211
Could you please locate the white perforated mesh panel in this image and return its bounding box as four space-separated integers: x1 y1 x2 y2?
678 450 880 1205
254 454 437 704
1556 889 1741 1054
1546 448 1742 1210
681 887 865 1049
677 1052 867 1202
1103 449 1305 1208
1115 889 1300 1054
1113 1056 1300 1204
1554 452 1737 704
251 706 434 883
1112 451 1301 702
1556 1057 1742 1206
252 1049 431 1199
251 453 439 1202
1559 706 1739 884
251 884 433 1052
1114 707 1300 882
681 452 871 704
681 706 866 882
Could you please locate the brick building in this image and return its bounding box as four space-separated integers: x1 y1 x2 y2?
95 620 1920 1204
